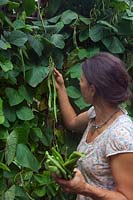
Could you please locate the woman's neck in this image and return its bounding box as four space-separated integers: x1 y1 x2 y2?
93 102 119 124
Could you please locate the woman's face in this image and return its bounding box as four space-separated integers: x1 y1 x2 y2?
80 72 95 104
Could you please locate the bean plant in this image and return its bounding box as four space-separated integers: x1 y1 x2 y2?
0 0 132 199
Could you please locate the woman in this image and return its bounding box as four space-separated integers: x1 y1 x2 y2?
54 52 133 200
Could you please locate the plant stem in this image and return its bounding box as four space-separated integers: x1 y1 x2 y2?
37 1 46 33
19 49 25 79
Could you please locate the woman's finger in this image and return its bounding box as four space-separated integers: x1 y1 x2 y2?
54 176 68 186
54 68 60 76
61 186 71 193
73 168 81 175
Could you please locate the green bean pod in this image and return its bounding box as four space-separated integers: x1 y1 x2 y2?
45 151 67 179
48 165 62 177
68 151 85 160
51 147 64 166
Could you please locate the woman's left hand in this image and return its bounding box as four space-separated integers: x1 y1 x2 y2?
53 168 87 194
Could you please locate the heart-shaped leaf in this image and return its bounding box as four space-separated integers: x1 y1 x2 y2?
102 36 125 53
50 34 65 49
5 130 17 165
66 86 81 99
16 106 34 121
28 34 44 56
61 10 78 24
0 59 13 72
8 30 28 47
5 185 16 200
25 66 49 87
16 144 40 172
5 88 24 106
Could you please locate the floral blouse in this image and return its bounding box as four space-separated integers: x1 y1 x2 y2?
76 107 133 200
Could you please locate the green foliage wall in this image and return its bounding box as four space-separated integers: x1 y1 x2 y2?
0 0 133 199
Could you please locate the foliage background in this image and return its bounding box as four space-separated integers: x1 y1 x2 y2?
0 0 132 199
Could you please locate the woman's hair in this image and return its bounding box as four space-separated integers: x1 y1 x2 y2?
82 52 131 105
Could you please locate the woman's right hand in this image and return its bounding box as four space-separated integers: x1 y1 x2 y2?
53 168 87 195
54 68 65 90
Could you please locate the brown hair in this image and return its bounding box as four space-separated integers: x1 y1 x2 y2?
82 52 130 105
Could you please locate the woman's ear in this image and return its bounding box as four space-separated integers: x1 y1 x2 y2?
90 84 96 98
90 85 96 95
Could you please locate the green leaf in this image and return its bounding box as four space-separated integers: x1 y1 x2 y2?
28 34 44 56
74 96 89 110
118 20 133 35
47 0 62 17
54 128 64 144
15 186 30 200
4 69 19 84
8 30 28 47
77 47 100 60
5 185 16 200
34 187 46 197
126 9 133 17
16 106 34 121
0 178 6 196
78 48 90 60
15 123 30 144
54 22 65 33
16 143 40 172
50 34 65 49
4 16 14 28
97 20 118 33
66 63 82 80
0 98 5 124
34 171 52 185
42 37 54 52
79 16 91 25
102 36 125 53
3 106 16 122
53 49 64 69
25 66 49 87
89 25 104 42
0 39 11 50
61 10 78 24
79 29 89 42
48 15 61 23
0 162 10 171
7 1 20 10
5 130 17 165
0 128 9 140
41 128 53 147
22 0 35 16
32 128 43 139
5 88 24 106
3 119 10 128
123 16 133 20
122 10 133 20
41 22 64 34
12 19 25 30
0 59 13 72
0 0 9 6
67 86 81 99
86 47 100 58
18 85 33 104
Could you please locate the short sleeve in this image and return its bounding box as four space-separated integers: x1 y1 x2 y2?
106 119 133 157
87 106 96 119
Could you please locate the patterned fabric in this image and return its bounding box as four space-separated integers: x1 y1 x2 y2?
76 107 133 200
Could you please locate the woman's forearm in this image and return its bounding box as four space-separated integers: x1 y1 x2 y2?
82 183 128 200
57 85 77 129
